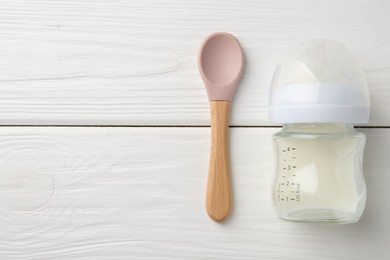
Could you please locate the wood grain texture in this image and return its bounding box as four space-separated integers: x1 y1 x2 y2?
0 0 389 125
206 101 232 223
0 127 389 259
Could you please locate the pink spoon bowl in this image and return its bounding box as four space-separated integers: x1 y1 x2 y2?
199 32 244 101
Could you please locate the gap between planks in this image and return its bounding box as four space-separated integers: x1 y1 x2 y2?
0 125 388 128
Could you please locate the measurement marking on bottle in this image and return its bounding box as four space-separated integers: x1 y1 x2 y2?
277 145 301 203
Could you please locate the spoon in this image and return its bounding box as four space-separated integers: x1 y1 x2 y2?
198 32 244 222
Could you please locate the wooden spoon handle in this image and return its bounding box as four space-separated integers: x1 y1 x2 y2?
206 101 232 223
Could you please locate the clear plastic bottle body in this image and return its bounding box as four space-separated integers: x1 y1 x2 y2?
272 123 366 224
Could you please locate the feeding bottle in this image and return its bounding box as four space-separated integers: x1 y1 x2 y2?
268 40 370 224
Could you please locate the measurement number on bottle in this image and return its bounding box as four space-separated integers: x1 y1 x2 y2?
277 146 301 202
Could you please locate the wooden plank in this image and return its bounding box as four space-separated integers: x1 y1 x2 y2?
0 127 388 259
0 0 389 125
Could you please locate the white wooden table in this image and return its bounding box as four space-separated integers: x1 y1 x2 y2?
0 1 389 259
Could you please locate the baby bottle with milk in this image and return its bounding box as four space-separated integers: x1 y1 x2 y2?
268 40 370 224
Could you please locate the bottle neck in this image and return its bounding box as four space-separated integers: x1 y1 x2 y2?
281 123 356 134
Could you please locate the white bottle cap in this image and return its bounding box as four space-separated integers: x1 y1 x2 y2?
268 40 370 124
